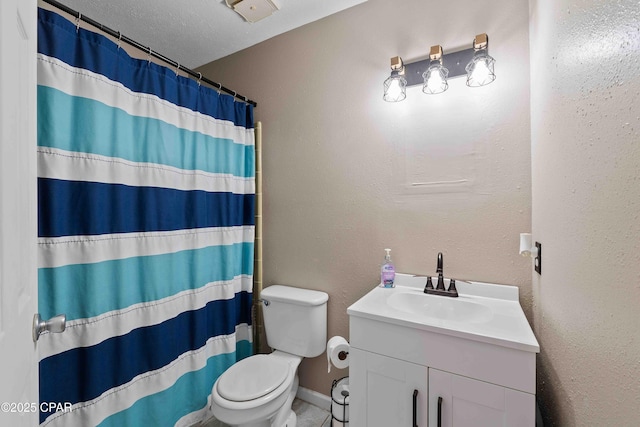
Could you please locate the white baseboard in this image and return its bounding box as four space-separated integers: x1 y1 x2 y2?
296 386 331 412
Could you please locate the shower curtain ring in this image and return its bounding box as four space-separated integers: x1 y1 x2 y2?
175 63 180 76
117 32 122 50
147 47 152 65
197 72 202 86
75 13 81 32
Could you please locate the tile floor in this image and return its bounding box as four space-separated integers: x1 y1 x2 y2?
201 398 332 427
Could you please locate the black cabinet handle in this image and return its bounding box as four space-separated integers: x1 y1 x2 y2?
437 396 443 427
413 389 418 427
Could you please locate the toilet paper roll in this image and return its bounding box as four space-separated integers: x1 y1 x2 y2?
327 336 350 373
331 377 350 423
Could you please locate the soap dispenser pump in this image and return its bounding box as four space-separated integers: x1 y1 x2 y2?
381 248 396 288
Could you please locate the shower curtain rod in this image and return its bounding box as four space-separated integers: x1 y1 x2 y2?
42 0 258 107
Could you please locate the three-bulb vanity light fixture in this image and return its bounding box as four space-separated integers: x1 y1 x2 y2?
383 33 496 102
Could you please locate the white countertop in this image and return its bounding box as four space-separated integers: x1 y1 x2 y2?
347 273 540 353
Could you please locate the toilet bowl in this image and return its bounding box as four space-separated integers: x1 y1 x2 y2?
209 285 328 427
210 351 301 427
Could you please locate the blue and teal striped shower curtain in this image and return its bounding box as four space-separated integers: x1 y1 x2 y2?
36 8 254 426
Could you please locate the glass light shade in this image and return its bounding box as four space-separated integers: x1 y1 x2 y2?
383 70 407 102
465 49 496 87
422 62 449 95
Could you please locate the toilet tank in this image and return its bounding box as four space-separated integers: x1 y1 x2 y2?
260 285 328 358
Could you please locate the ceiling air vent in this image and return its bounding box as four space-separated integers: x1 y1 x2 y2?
225 0 281 23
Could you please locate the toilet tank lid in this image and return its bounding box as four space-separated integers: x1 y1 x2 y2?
261 285 328 306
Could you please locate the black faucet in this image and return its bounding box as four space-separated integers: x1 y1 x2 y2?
436 252 445 290
424 252 458 297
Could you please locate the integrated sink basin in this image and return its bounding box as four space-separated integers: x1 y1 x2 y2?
347 273 539 352
387 290 493 323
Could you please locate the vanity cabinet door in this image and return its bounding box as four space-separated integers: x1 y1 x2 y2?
428 368 535 427
350 348 428 427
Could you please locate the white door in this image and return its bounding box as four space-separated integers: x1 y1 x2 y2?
350 348 428 427
0 0 39 425
429 368 535 427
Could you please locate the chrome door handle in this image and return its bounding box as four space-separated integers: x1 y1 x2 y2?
33 313 66 342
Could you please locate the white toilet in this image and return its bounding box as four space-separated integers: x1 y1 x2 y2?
210 285 328 427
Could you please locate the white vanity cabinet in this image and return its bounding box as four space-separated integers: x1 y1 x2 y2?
347 275 539 427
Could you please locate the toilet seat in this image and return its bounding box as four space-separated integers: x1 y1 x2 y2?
217 354 290 402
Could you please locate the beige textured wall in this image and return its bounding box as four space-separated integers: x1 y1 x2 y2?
198 0 532 396
530 0 640 425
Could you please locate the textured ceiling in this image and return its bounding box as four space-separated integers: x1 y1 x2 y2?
57 0 367 69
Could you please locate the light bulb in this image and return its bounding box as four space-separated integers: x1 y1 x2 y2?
466 50 496 87
422 62 449 95
383 71 407 102
472 61 491 83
